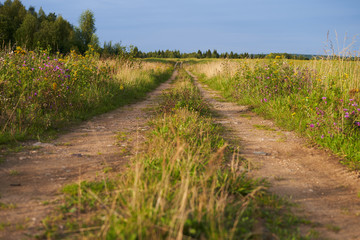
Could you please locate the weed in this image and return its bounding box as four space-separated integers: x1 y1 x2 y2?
9 170 19 176
253 124 276 131
325 224 341 233
56 142 72 146
239 113 252 119
102 167 112 173
0 202 16 210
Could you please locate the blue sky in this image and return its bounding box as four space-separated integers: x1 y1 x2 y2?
21 0 360 54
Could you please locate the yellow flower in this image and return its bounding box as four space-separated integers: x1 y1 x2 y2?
52 83 57 90
120 85 124 91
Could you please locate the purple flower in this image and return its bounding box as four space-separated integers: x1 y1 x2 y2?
343 109 348 111
310 124 315 128
322 97 326 100
321 135 324 139
263 98 268 102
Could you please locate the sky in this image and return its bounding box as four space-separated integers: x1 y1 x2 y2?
21 0 360 55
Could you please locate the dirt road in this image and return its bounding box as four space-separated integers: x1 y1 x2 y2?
1 66 360 239
186 70 360 240
0 70 178 240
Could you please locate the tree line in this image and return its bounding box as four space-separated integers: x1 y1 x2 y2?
0 0 97 53
0 0 312 60
135 49 310 60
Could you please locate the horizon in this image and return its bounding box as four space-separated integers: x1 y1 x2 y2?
18 0 360 55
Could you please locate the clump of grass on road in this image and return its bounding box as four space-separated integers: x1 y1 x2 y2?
40 69 312 239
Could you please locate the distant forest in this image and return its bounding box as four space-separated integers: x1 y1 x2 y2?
0 0 311 60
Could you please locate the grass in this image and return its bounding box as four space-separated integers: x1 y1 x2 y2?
190 57 360 169
8 170 19 176
253 124 276 131
0 47 173 144
39 68 313 239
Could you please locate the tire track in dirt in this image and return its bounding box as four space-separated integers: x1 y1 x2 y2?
0 70 178 240
186 70 360 240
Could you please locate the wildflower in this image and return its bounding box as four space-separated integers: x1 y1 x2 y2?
321 135 324 139
263 98 268 102
322 97 326 100
120 85 124 90
310 124 314 128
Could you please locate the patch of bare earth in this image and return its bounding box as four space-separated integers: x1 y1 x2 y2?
187 70 360 240
0 70 177 240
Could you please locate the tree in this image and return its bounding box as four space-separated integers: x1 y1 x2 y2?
89 33 100 52
205 49 212 58
34 20 56 50
212 49 219 58
197 50 203 59
53 15 73 53
15 12 37 48
0 0 26 44
76 9 96 53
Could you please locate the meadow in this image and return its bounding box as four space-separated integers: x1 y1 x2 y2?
41 69 310 239
189 57 360 169
2 48 358 238
0 47 173 144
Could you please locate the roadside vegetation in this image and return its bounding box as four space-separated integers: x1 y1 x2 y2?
189 56 360 169
0 47 173 143
39 69 313 239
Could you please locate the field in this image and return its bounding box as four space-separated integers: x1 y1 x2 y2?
1 50 360 239
189 57 360 169
0 47 173 144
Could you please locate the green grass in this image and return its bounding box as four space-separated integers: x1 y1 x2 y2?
253 124 276 131
191 58 360 170
39 68 312 239
0 48 173 144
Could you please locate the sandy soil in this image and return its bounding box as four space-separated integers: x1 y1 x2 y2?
186 70 360 240
0 70 177 240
